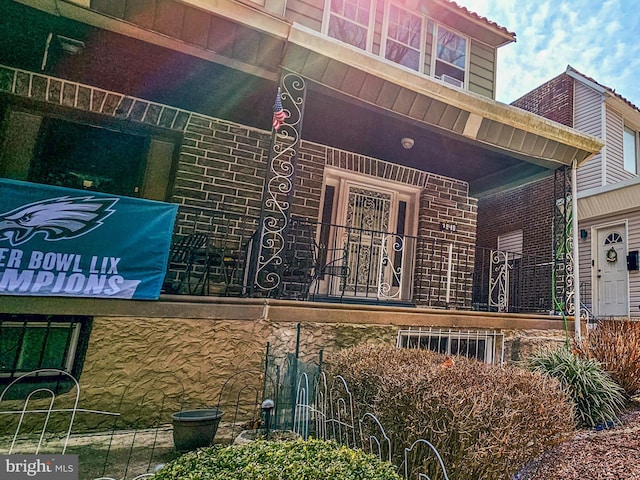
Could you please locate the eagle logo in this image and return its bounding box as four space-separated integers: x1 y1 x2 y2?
0 195 118 246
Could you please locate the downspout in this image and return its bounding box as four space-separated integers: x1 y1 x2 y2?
572 158 581 344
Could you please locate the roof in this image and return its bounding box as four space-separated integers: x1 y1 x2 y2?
566 65 640 113
441 0 516 40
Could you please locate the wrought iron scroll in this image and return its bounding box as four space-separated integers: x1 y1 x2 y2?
488 250 510 312
253 73 306 293
552 167 574 315
378 234 405 299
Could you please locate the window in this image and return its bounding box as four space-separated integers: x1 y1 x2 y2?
624 126 638 174
326 0 373 50
397 327 504 364
433 25 467 86
0 106 178 201
604 232 623 245
497 230 523 256
30 118 147 196
384 5 422 71
0 314 91 382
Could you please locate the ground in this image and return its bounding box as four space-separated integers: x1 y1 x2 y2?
3 413 640 479
517 407 640 480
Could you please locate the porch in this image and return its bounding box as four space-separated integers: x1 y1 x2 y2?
162 206 561 314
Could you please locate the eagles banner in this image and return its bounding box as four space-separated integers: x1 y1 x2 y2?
0 179 178 300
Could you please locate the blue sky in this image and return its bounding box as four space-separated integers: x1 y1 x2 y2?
460 0 640 108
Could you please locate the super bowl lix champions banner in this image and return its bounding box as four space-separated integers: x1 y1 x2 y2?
0 179 178 300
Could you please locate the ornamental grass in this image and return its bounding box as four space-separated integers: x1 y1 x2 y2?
581 319 640 397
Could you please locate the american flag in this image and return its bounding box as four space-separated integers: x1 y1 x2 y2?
272 87 288 131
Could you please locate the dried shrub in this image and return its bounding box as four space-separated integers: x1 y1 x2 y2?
528 348 626 428
582 319 640 396
326 344 574 480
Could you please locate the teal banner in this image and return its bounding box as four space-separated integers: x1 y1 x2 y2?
0 179 177 300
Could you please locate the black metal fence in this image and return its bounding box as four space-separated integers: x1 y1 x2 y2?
162 207 561 314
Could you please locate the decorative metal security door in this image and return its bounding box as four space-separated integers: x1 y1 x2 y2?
339 185 393 296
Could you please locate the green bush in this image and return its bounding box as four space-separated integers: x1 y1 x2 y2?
153 438 402 480
582 319 640 396
527 348 626 428
327 344 575 480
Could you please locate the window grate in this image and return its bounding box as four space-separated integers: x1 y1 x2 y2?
396 327 504 364
0 314 90 382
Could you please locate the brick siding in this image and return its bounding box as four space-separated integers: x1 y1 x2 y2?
511 73 574 127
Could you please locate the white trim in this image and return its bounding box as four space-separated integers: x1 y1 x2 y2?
601 95 607 186
381 2 426 74
430 22 470 89
321 0 376 52
565 66 607 95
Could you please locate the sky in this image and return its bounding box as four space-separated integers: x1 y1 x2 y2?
459 0 640 108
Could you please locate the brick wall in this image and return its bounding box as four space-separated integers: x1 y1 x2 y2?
511 73 574 127
417 176 478 308
170 114 478 305
476 175 557 311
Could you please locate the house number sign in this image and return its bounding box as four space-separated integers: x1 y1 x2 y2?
440 222 457 232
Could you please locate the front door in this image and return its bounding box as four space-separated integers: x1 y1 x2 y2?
596 226 628 317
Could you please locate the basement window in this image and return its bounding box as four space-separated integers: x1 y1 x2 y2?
0 314 92 393
396 327 504 364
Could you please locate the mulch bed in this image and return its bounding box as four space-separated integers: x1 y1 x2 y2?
517 407 640 480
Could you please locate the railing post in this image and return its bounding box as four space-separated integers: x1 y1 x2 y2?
250 73 306 296
445 242 453 305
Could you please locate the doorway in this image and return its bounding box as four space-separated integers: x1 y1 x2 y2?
317 171 418 300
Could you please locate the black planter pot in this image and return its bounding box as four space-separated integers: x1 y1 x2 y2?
171 409 223 452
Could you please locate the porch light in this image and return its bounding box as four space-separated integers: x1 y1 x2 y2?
401 137 414 149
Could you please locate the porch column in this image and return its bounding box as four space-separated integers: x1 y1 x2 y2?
251 72 307 295
572 159 581 343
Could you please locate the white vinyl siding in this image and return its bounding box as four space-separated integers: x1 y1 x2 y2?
605 107 633 185
574 81 604 191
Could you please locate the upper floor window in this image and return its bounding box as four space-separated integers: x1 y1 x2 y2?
327 0 373 50
624 126 638 174
384 5 422 71
433 25 467 87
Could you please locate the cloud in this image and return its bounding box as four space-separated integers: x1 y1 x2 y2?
460 0 640 107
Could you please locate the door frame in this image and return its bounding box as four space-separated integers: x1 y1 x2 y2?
317 167 420 298
591 220 629 317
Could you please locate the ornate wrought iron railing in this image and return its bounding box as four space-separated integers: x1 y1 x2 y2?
163 206 563 313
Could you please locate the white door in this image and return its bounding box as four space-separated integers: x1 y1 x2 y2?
596 227 628 317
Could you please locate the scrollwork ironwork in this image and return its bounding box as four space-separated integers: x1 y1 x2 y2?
254 73 306 292
378 234 405 299
489 249 510 312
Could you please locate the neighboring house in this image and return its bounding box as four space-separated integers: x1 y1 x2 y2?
478 65 640 319
0 0 600 407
